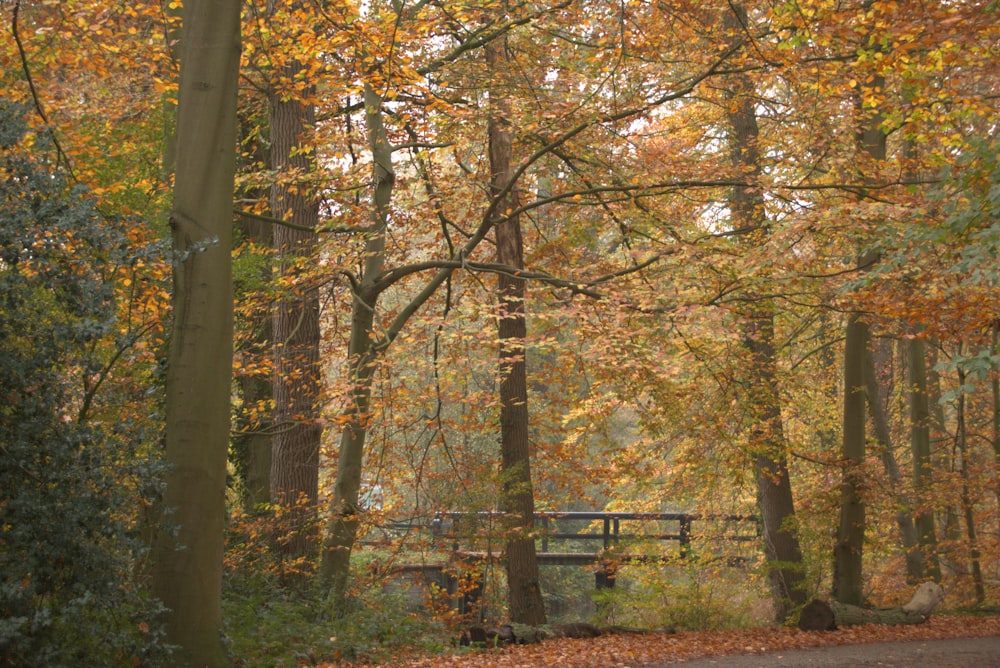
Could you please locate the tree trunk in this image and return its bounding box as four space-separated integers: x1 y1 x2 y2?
955 364 986 603
834 68 886 606
236 343 274 511
991 320 1000 534
799 582 944 631
235 304 273 513
151 0 240 664
907 336 941 580
488 37 547 627
269 49 322 561
834 311 868 606
864 343 922 582
320 82 391 609
233 111 274 513
723 3 807 623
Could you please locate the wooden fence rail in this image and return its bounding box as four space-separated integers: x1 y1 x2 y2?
380 511 760 609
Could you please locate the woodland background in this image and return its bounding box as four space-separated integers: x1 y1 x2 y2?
0 0 998 666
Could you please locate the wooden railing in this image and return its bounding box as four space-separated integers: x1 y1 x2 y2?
381 511 760 601
434 511 759 560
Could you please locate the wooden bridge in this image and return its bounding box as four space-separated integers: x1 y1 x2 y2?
379 511 760 609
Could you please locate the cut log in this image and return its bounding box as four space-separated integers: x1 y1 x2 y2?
550 622 603 639
901 582 945 616
798 599 837 631
468 621 673 646
798 582 944 631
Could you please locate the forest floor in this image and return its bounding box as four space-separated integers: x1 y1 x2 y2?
319 613 1000 668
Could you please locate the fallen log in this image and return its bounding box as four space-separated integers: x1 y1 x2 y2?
460 621 673 646
798 582 945 631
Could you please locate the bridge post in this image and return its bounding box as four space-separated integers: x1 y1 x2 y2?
595 559 617 590
679 515 692 558
446 554 486 617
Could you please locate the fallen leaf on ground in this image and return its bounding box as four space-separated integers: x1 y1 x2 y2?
317 614 1000 668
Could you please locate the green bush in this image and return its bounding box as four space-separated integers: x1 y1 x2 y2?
223 561 453 666
0 100 169 666
590 558 765 632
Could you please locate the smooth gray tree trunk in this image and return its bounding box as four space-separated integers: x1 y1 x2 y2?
151 0 241 664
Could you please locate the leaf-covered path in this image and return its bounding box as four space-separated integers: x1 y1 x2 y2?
675 635 1000 667
320 614 1000 668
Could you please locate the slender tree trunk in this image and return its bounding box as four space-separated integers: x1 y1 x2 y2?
151 0 240 664
898 125 941 581
158 0 181 182
234 275 273 512
236 369 274 510
488 37 546 627
991 320 1000 528
864 343 922 581
834 310 868 606
723 3 806 622
907 336 941 580
834 66 885 606
955 364 986 603
269 51 322 560
320 83 391 609
745 314 809 621
233 111 274 513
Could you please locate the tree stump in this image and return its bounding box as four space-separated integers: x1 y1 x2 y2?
799 599 837 631
798 582 944 631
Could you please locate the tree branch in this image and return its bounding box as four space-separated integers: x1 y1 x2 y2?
235 208 372 234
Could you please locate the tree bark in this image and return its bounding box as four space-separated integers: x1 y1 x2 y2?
723 3 807 622
151 0 240 664
864 343 922 582
955 364 986 603
834 311 868 606
991 320 1000 538
233 111 274 513
488 36 547 627
834 66 886 607
269 45 322 560
907 336 941 580
236 367 274 510
320 82 391 609
799 582 944 631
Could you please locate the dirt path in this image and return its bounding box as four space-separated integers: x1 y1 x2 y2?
326 614 1000 667
665 635 1000 667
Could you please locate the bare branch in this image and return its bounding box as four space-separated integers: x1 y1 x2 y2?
235 208 372 234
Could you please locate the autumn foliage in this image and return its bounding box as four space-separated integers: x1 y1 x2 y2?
1 0 999 664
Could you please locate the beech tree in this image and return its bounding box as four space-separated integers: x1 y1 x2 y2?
313 0 737 605
149 0 241 663
4 0 998 652
487 33 548 625
722 3 808 622
267 0 323 561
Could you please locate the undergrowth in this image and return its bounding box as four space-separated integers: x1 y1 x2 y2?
590 557 768 632
223 572 454 666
